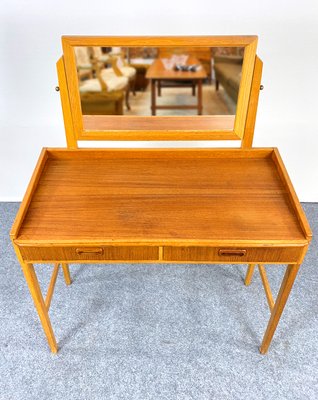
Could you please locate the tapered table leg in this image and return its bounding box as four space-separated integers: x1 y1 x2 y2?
62 263 72 285
158 80 161 96
245 264 255 286
20 262 58 353
260 263 300 354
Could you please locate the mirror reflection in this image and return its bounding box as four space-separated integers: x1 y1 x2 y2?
75 46 244 118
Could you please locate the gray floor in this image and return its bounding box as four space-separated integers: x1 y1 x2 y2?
0 202 317 400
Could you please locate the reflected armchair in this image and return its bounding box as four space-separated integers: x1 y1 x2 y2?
74 47 93 80
91 47 110 67
108 52 137 96
79 60 130 115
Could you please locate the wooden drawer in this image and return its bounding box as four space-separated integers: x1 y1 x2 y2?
163 246 302 264
18 244 303 264
19 245 159 262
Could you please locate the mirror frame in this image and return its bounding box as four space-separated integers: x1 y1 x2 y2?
61 35 258 141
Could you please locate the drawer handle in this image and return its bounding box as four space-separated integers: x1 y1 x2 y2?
218 249 247 257
76 248 104 255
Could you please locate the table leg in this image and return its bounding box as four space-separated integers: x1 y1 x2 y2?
158 80 161 96
244 264 256 286
151 79 156 116
192 81 196 96
260 263 300 354
197 79 203 115
20 262 58 353
62 263 72 285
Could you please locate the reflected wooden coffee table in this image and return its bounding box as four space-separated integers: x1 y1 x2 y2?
146 56 207 115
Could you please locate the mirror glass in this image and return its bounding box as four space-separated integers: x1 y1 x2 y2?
75 46 244 129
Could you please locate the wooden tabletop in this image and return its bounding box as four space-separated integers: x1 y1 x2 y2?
146 56 207 80
12 148 310 245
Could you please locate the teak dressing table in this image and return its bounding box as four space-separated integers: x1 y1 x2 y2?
11 36 312 354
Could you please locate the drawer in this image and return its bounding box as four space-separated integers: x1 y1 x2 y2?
19 245 159 262
163 246 302 263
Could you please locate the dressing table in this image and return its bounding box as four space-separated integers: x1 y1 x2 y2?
11 36 312 354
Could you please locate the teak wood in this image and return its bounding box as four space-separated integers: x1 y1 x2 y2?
81 115 236 137
58 35 260 143
11 148 311 353
11 35 311 355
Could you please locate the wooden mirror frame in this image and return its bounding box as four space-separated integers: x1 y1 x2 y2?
59 36 260 145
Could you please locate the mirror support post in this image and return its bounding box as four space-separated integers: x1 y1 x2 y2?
241 56 263 148
57 57 78 149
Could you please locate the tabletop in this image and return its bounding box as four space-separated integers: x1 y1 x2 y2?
12 148 309 246
146 56 207 80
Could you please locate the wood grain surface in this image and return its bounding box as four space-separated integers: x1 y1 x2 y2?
13 148 309 245
82 115 237 139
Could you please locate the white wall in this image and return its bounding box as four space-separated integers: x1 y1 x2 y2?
0 0 317 201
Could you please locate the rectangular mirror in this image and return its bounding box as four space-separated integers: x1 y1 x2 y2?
76 46 244 119
61 36 257 141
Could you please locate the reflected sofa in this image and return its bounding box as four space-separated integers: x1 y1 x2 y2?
214 55 243 103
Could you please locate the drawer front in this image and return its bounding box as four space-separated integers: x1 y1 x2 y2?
163 246 302 263
19 246 159 262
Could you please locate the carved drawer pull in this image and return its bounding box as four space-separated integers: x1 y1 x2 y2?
218 249 247 257
76 248 104 255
